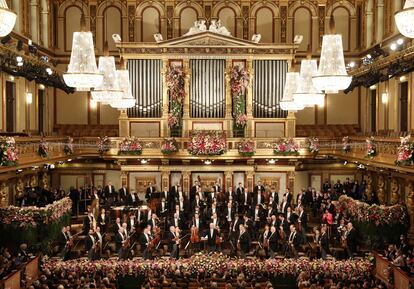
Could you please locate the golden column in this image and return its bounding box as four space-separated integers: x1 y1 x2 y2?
286 111 296 137
182 171 191 193
224 171 233 192
246 171 255 192
161 171 170 192
120 171 129 188
287 171 295 191
225 60 233 134
161 59 169 137
246 59 254 137
182 60 191 134
118 110 129 137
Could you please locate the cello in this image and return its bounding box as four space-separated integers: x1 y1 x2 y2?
215 226 222 246
148 226 161 251
190 225 200 244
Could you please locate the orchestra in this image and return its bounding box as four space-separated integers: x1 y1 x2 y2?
61 178 360 262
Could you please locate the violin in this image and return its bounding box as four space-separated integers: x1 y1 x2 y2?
190 226 200 243
263 232 270 249
279 227 285 240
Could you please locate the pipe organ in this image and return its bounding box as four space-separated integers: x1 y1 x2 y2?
118 31 298 137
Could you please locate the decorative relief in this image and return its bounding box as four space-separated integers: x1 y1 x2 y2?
377 175 386 204
205 5 211 21
90 5 97 43
318 5 325 47
406 182 414 233
0 183 8 207
280 6 287 43
390 177 400 205
365 172 373 201
128 5 135 41
167 6 174 39
242 6 249 40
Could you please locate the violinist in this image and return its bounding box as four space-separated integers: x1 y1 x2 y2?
139 226 152 259
170 212 183 230
261 224 270 257
224 202 235 230
202 223 219 252
148 213 159 230
168 226 180 259
268 225 279 257
210 212 221 229
127 214 137 236
278 214 289 240
189 213 203 251
115 228 126 259
156 197 168 218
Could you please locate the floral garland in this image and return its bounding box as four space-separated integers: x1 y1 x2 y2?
273 138 299 156
38 138 48 158
187 130 227 156
97 136 111 155
0 197 72 228
0 137 18 166
161 138 178 155
118 137 143 156
366 137 377 158
338 195 408 227
63 137 74 156
238 139 255 157
308 137 319 154
342 136 351 153
395 135 414 166
41 253 372 281
231 65 249 129
166 65 185 129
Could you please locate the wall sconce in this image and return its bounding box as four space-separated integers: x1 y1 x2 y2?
26 92 33 104
381 92 389 104
369 85 377 90
399 75 408 82
38 84 45 90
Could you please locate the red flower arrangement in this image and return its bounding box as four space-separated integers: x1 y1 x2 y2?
338 195 408 227
0 137 18 166
0 197 72 228
187 130 227 156
118 137 143 156
231 65 250 129
273 138 299 156
161 138 178 155
166 65 185 129
238 139 255 157
97 136 111 155
308 137 320 154
366 137 377 158
395 135 414 166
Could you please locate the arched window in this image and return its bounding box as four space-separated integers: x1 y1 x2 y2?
293 7 312 51
255 7 274 43
103 6 122 51
64 6 81 51
141 7 160 42
179 7 198 36
218 7 236 36
333 7 350 51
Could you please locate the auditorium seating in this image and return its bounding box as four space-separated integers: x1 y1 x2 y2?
54 124 119 137
296 125 359 137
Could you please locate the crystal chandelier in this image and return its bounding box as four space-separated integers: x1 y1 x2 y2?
91 53 124 103
0 0 16 37
280 72 304 111
294 59 325 107
395 0 414 38
312 17 352 94
109 69 136 109
63 14 103 91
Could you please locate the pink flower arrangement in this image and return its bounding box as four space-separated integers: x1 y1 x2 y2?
41 253 372 281
273 138 299 156
338 195 408 227
118 137 143 156
308 137 320 154
166 65 185 129
238 139 255 157
63 136 74 156
38 138 49 158
342 136 351 153
395 135 414 166
161 138 178 155
231 65 250 129
97 136 111 155
0 137 18 166
366 137 376 158
187 130 227 156
0 197 72 228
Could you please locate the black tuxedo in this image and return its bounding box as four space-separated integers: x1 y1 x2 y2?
190 218 204 231
115 232 124 252
147 218 158 229
236 186 244 197
320 232 329 254
253 185 264 195
346 228 357 256
190 185 199 202
167 231 179 259
83 215 94 235
268 231 278 252
226 191 236 202
239 192 251 213
297 211 307 231
268 192 279 204
280 202 289 215
119 187 128 203
286 212 297 225
224 207 236 224
126 193 139 206
238 231 251 254
113 222 122 234
213 185 221 193
104 185 116 201
156 202 169 216
145 186 156 201
252 193 264 206
169 218 183 230
204 228 219 251
85 234 96 252
284 192 293 204
97 213 108 230
58 231 69 248
287 231 301 249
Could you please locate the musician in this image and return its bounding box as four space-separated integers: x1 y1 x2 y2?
127 214 137 235
207 202 218 220
243 215 255 240
268 226 278 257
104 181 116 205
118 185 128 204
170 212 183 230
85 229 96 260
262 225 270 257
226 186 236 202
297 206 307 239
268 214 278 228
83 212 95 235
190 213 204 231
236 182 244 197
176 188 185 203
326 199 336 215
210 213 221 229
148 213 158 230
113 217 122 234
320 226 330 260
145 182 156 202
286 207 297 225
115 228 126 258
58 226 71 260
168 226 180 259
280 196 289 215
156 197 169 217
91 188 100 218
122 222 129 239
253 180 264 195
296 189 305 206
170 182 180 196
213 180 221 193
268 187 279 205
139 227 152 259
238 224 251 258
191 194 205 213
206 187 217 205
251 204 263 233
230 214 243 243
239 187 251 214
278 214 289 238
177 196 187 217
190 181 200 203
266 197 277 218
253 188 264 206
224 202 235 229
94 226 103 260
97 208 108 232
286 224 300 258
126 190 139 207
202 223 219 252
169 184 178 211
345 222 357 259
284 188 293 205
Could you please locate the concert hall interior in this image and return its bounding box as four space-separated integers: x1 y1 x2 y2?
2 0 414 288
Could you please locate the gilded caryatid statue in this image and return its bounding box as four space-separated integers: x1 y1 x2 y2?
377 175 386 204
406 182 414 233
365 173 373 201
0 183 8 207
390 178 400 205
